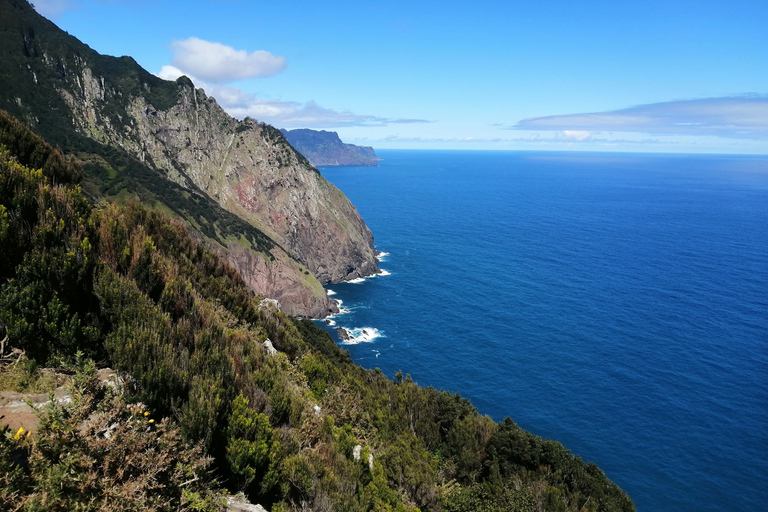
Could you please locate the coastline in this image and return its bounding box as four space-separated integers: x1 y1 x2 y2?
315 250 390 344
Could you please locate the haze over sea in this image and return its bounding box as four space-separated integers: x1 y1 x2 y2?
317 150 768 512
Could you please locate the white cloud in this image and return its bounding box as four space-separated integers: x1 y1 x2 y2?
154 70 430 129
157 41 429 128
368 134 678 147
169 37 286 83
514 96 768 139
157 65 186 81
560 130 592 141
220 92 429 129
33 0 77 18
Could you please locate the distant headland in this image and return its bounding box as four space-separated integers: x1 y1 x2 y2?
281 128 380 167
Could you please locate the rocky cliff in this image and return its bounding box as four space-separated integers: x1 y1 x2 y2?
0 0 379 317
281 128 379 167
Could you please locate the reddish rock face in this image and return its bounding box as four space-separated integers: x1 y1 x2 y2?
0 0 378 317
57 69 379 316
221 243 340 319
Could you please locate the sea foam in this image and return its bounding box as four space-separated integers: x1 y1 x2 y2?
346 268 391 283
337 327 383 345
327 298 350 317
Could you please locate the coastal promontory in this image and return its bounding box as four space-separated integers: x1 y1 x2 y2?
281 128 380 167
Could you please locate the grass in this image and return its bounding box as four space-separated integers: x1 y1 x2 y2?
0 357 66 393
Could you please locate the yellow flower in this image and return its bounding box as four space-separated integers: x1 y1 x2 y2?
144 412 149 416
13 427 24 440
148 419 155 424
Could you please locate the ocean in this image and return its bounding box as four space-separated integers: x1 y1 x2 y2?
315 150 768 512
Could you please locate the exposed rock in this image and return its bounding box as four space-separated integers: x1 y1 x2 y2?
262 338 277 356
225 244 336 318
0 387 72 433
353 444 362 461
337 327 352 341
226 494 268 512
0 1 379 317
258 298 281 312
73 85 381 286
97 368 120 390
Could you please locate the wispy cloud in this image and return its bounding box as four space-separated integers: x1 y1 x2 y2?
226 96 431 129
33 0 78 18
389 118 433 124
514 96 768 139
156 67 430 128
559 130 593 141
228 98 383 128
167 37 286 83
372 135 671 146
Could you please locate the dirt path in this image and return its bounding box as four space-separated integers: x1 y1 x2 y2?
0 368 119 433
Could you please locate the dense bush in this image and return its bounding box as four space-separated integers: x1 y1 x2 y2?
0 364 224 511
0 114 634 511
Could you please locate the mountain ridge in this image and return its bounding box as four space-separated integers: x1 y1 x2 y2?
0 0 378 317
0 3 637 510
281 128 380 167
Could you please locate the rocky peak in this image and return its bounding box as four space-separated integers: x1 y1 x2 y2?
0 0 379 316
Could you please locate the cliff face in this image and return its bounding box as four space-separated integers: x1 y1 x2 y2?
281 129 379 167
0 0 379 316
63 81 379 285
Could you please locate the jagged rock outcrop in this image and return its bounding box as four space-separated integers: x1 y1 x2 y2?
60 80 379 285
281 128 380 167
226 495 268 512
0 0 379 316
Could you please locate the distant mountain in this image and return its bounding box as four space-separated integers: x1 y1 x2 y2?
281 129 379 167
0 0 379 317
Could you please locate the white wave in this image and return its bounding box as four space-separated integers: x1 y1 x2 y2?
376 251 390 262
338 327 383 345
346 268 390 283
326 289 337 296
327 299 350 317
324 319 336 327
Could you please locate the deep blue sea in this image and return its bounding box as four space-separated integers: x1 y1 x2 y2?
316 150 768 512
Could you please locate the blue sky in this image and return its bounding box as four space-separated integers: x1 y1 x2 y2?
36 0 768 153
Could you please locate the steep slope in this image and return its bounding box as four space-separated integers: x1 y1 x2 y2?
281 128 380 167
0 0 379 316
0 126 635 511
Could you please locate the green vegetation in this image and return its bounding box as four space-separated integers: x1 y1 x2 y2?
0 359 224 511
0 112 634 511
0 0 276 258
